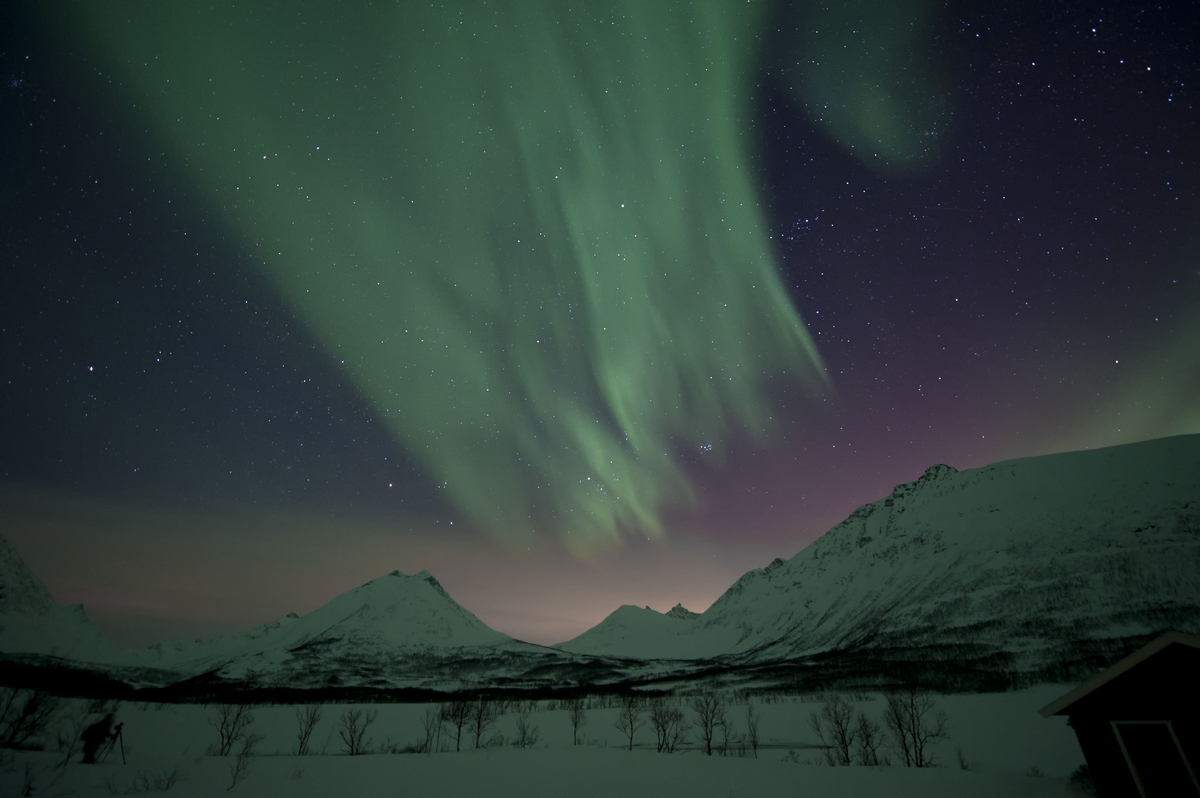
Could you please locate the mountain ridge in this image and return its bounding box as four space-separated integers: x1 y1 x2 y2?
558 434 1200 670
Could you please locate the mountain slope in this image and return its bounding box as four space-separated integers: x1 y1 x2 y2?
0 536 110 661
559 434 1200 669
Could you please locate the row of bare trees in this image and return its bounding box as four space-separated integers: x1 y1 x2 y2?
209 702 373 762
289 696 562 756
808 688 949 767
420 696 549 753
612 690 760 757
437 697 504 751
289 692 752 755
240 686 947 765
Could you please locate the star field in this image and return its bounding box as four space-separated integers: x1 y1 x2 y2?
1 0 1196 645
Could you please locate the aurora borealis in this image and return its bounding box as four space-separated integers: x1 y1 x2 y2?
58 1 829 549
2 1 1198 645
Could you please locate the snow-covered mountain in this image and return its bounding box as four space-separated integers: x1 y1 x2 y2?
132 569 525 669
555 603 700 659
0 535 111 661
0 540 663 693
559 434 1200 674
118 569 586 691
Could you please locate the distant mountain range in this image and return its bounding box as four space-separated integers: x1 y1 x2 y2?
2 434 1198 695
0 547 649 694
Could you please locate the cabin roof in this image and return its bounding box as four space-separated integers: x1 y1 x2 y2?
1039 632 1200 718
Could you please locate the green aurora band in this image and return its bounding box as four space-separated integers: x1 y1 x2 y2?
61 2 939 549
780 0 948 171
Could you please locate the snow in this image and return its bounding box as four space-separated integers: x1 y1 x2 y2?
1 747 1075 798
1 686 1085 797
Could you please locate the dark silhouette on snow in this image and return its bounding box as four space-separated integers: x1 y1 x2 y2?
80 713 114 764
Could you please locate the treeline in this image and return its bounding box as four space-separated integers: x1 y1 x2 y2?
3 631 1168 705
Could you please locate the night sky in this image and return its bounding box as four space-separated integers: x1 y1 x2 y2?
2 1 1197 647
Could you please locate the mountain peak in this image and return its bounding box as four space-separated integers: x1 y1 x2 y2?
361 568 450 599
0 536 57 617
666 603 699 620
890 463 959 501
379 567 430 581
556 600 709 656
918 463 958 483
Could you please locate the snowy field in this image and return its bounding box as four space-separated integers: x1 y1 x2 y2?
3 686 1085 797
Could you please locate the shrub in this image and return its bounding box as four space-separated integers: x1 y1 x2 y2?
0 689 63 750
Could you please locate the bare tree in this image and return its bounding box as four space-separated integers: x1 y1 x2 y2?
228 730 263 790
745 703 760 759
666 708 689 753
469 697 497 749
337 708 378 756
0 688 17 730
648 698 669 752
294 705 322 756
209 704 256 757
719 715 736 756
884 688 949 767
0 689 63 749
420 706 442 754
441 700 472 752
690 690 726 756
855 712 887 765
614 694 644 751
648 698 688 753
566 697 587 746
884 694 913 766
512 706 540 748
809 693 855 765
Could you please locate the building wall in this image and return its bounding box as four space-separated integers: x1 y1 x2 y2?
1063 642 1200 797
